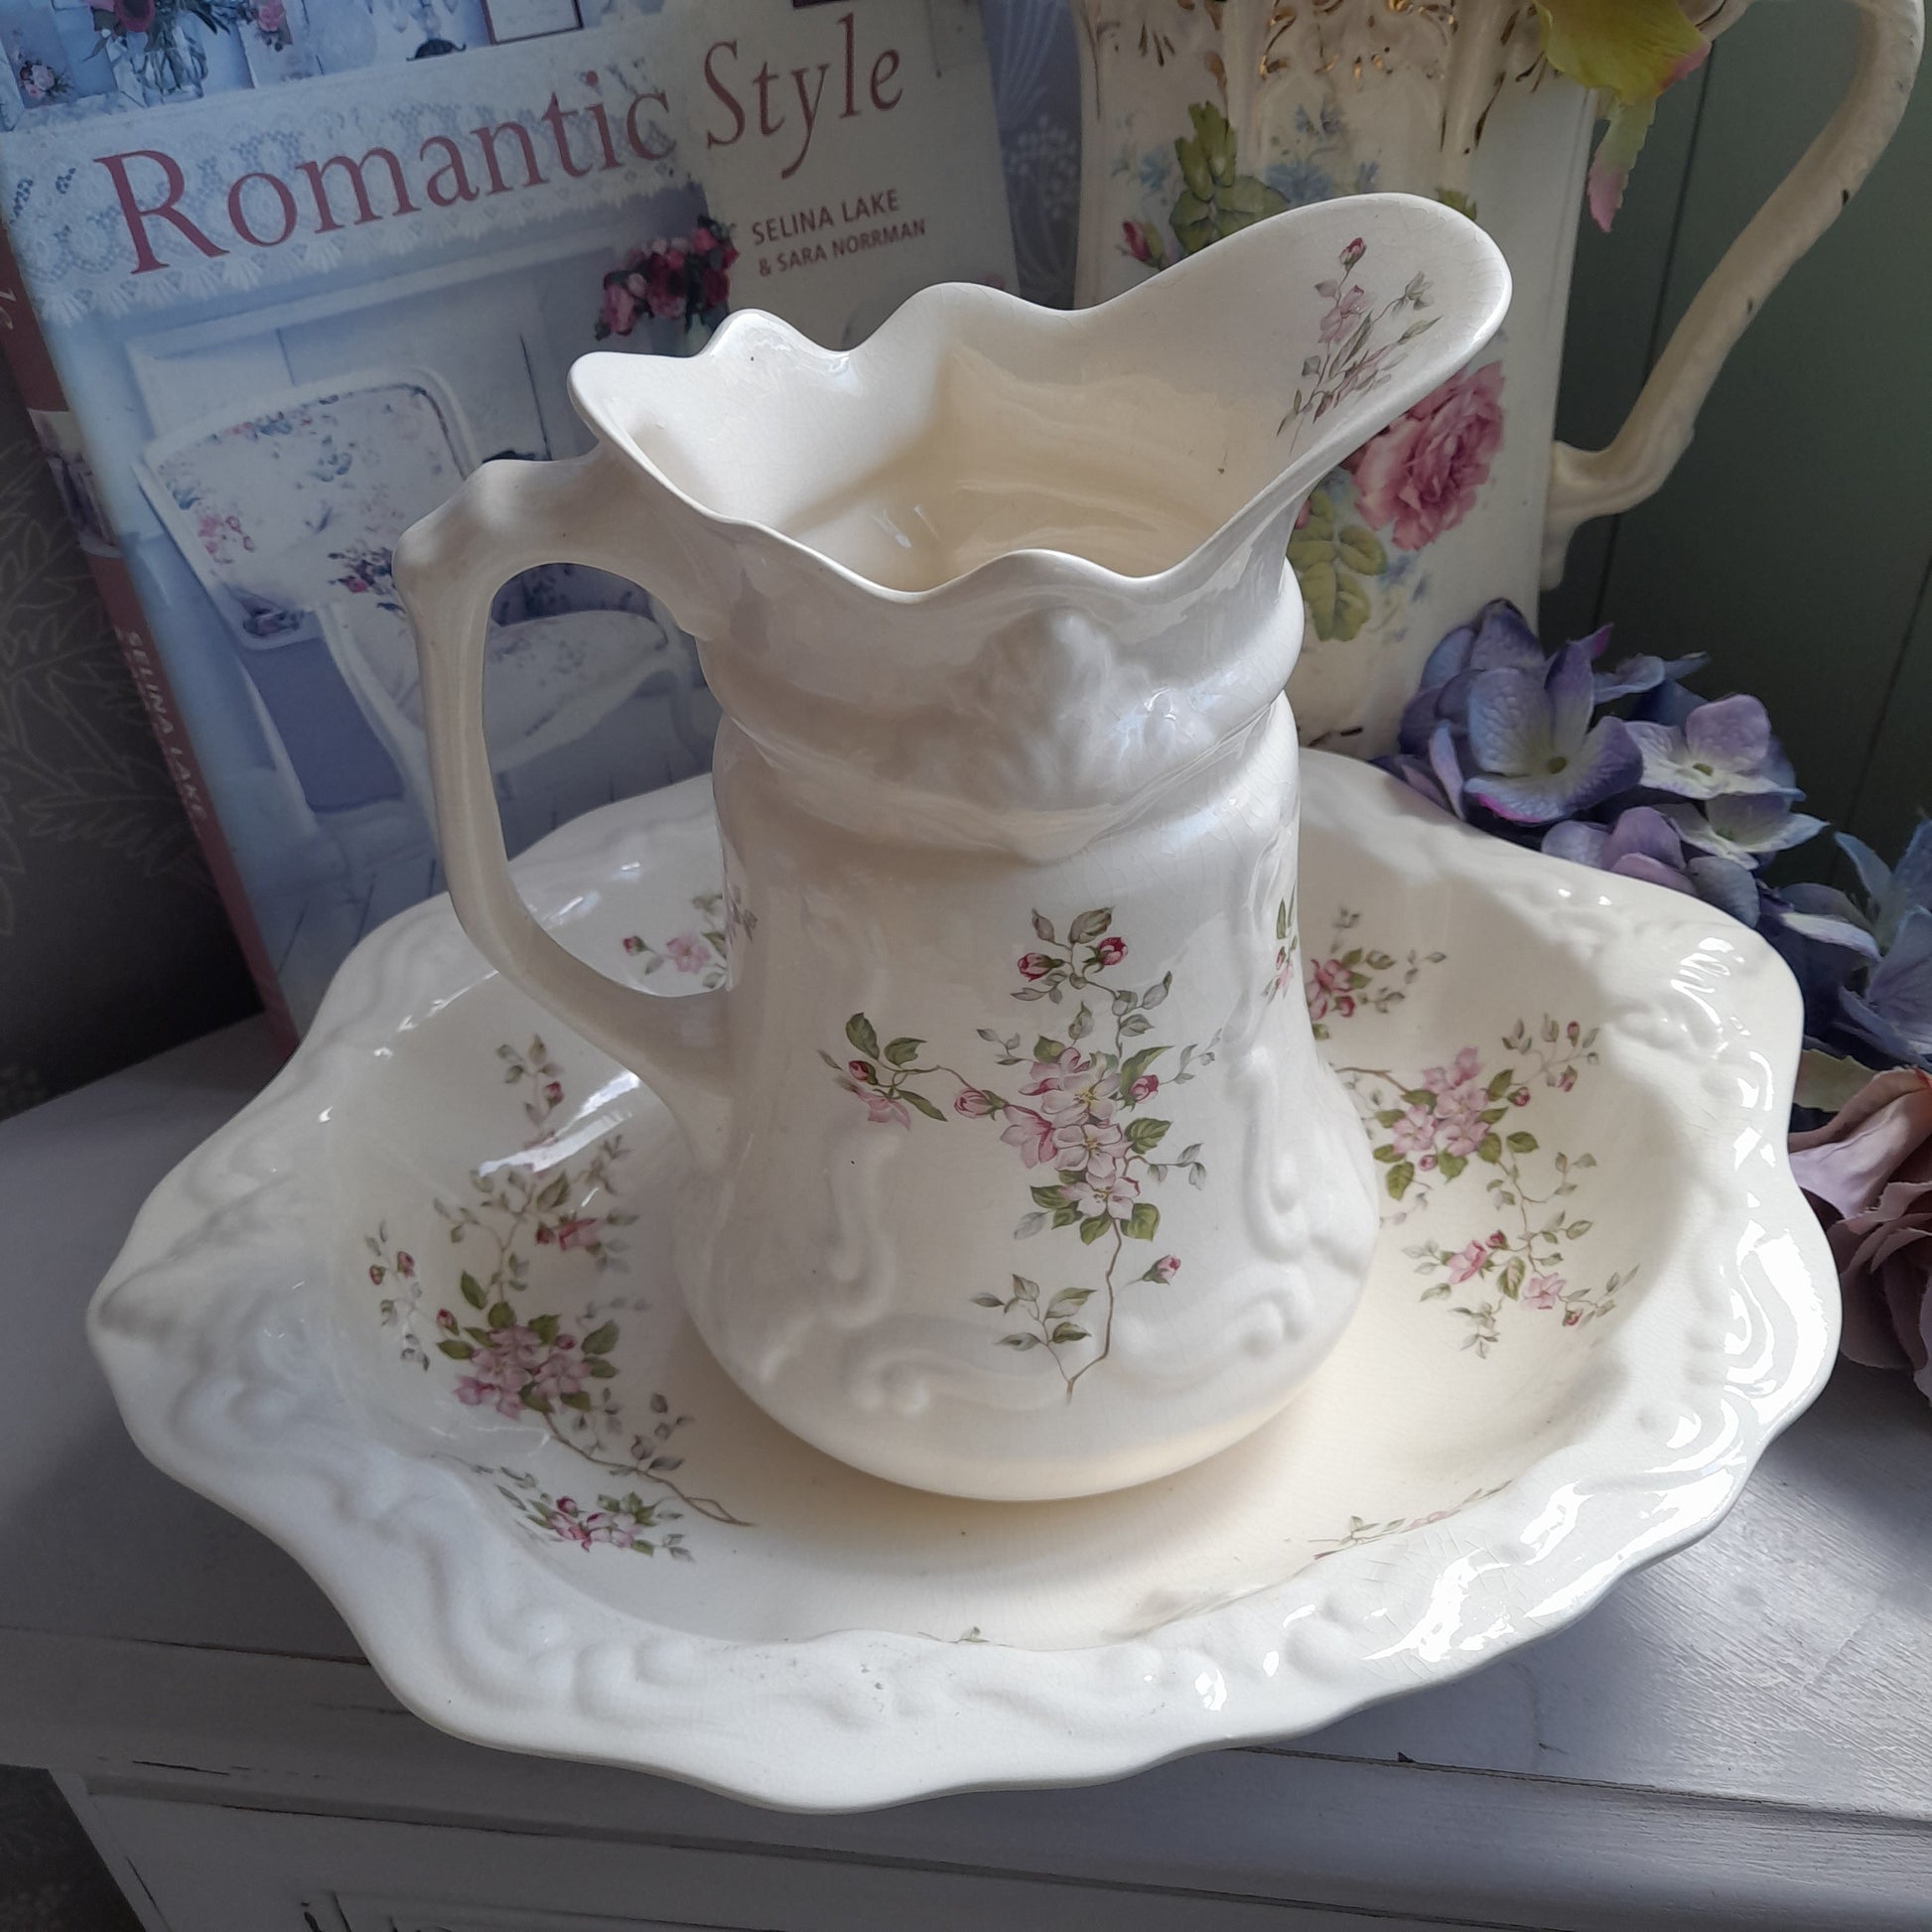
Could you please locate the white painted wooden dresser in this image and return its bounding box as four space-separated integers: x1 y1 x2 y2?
3 1022 1929 1931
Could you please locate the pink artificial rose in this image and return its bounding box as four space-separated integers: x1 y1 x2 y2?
1093 935 1127 967
1129 1073 1160 1103
1789 1068 1932 1397
1344 360 1505 554
1000 1105 1057 1169
954 1088 997 1118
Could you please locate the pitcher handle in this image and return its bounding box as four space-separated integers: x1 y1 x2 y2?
1542 0 1924 586
393 446 733 1157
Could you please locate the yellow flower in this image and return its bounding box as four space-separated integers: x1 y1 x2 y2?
1536 0 1711 231
1536 0 1708 102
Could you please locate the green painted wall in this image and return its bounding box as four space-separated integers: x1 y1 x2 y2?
1545 1 1930 875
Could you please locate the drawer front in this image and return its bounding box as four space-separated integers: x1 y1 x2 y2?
83 1792 1475 1932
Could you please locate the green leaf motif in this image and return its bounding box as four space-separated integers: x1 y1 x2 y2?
436 1339 476 1360
1437 1151 1467 1180
1079 1214 1112 1245
1121 1045 1169 1086
1506 1131 1539 1154
1277 898 1290 943
1386 1160 1416 1200
1034 1035 1066 1063
582 1320 619 1356
1050 1321 1091 1345
884 1036 923 1067
1476 1133 1503 1165
560 1391 593 1412
1289 485 1387 642
1171 100 1287 254
1069 906 1114 945
845 1013 882 1059
459 1272 485 1310
903 1091 946 1121
1126 1116 1171 1156
1124 1200 1161 1242
971 1293 1005 1309
1000 1334 1041 1350
1031 1182 1070 1210
487 1301 514 1329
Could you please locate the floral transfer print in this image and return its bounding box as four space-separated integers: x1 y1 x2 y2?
372 1040 743 1557
1314 918 1631 1354
1312 1482 1509 1558
1302 906 1447 1040
821 905 1216 1397
1111 91 1506 655
621 887 755 994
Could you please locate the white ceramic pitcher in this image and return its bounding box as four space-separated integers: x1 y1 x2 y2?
1068 0 1923 750
395 196 1509 1502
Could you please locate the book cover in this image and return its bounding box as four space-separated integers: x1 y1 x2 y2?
0 0 1015 1031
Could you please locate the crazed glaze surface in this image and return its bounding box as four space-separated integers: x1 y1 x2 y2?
392 196 1509 1501
88 757 1838 1811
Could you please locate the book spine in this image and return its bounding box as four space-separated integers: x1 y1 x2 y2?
0 221 296 1053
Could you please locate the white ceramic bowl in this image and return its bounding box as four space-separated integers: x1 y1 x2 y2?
89 755 1836 1810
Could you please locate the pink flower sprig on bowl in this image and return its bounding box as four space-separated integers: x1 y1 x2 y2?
595 217 739 343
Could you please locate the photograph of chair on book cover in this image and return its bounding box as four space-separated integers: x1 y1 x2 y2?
0 0 1016 1035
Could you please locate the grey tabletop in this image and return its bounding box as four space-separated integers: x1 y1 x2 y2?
3 1019 1931 1926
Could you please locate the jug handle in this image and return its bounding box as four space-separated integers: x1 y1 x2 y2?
1542 0 1923 587
394 447 733 1160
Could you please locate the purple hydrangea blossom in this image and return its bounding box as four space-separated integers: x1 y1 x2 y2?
1543 806 1759 922
1840 910 1932 1068
1659 793 1828 867
1590 649 1709 704
1396 599 1703 756
1459 642 1643 825
1832 823 1932 1069
1396 599 1546 755
1381 721 1466 819
1625 694 1796 799
1840 822 1932 949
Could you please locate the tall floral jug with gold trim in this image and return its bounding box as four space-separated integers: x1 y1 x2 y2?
1069 0 1922 749
396 197 1509 1502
